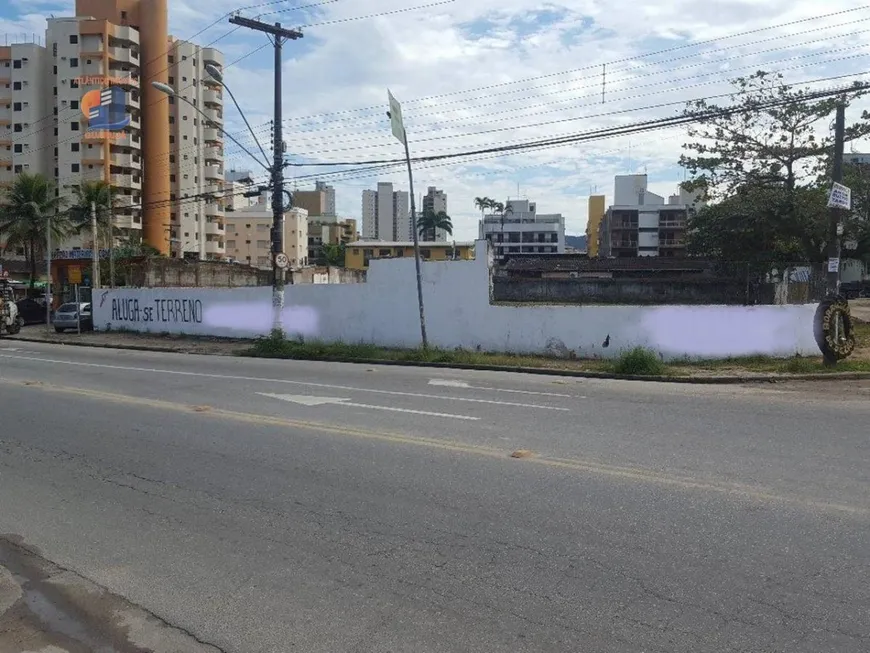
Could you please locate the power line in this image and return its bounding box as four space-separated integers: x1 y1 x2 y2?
276 6 870 125
282 65 870 162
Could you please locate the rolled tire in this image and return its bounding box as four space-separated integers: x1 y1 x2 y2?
7 317 22 335
814 295 856 361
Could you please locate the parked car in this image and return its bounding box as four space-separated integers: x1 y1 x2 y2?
53 302 92 332
16 298 50 325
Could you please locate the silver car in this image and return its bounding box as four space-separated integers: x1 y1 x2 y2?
53 302 92 333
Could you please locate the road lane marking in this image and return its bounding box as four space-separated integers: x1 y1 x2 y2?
2 378 866 519
258 392 479 420
0 353 569 411
428 378 574 397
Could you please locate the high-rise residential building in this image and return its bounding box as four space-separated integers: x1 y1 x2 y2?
361 182 410 240
1 0 224 260
225 192 308 269
420 186 448 242
166 38 225 260
586 195 605 257
315 180 335 217
478 199 565 258
223 169 255 213
598 174 703 258
307 218 358 263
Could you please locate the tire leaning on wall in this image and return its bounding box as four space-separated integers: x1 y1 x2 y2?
813 295 856 361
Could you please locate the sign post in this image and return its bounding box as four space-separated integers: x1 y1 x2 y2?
387 89 428 349
74 284 81 335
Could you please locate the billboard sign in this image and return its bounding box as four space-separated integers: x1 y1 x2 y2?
79 76 132 140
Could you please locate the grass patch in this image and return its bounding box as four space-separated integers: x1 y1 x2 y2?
608 347 667 376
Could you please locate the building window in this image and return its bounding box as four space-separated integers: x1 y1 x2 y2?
70 58 79 68
168 76 174 84
13 81 21 90
70 35 78 44
53 65 57 74
70 100 79 110
170 174 176 182
13 124 21 132
71 121 79 131
13 144 22 153
71 143 79 152
13 102 20 111
71 163 80 172
13 60 21 69
70 79 79 88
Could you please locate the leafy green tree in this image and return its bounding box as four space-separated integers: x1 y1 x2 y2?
319 242 346 267
0 172 70 288
416 209 453 241
679 71 870 261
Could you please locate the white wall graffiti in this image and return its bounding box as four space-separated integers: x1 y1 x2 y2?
93 241 820 360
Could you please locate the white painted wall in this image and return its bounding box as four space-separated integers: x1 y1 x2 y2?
93 240 821 360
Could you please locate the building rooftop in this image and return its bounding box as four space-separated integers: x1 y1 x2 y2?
501 256 714 273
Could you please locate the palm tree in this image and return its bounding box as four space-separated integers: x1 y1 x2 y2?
474 196 493 221
0 172 70 289
416 209 453 241
320 242 346 267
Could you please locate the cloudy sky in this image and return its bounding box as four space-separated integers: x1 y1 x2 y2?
3 0 870 239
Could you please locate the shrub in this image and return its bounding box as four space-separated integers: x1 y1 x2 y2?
610 347 666 376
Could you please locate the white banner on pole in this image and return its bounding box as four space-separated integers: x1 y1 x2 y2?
387 89 405 143
827 182 851 210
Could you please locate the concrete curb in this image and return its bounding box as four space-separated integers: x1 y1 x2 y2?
5 335 870 384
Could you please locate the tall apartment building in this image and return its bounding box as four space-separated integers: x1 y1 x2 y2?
478 199 565 258
224 169 255 213
1 0 223 259
598 174 703 258
315 180 335 217
361 182 410 240
225 193 308 269
166 38 225 260
586 195 605 257
420 186 448 241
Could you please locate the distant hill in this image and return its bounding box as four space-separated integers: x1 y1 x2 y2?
565 235 587 251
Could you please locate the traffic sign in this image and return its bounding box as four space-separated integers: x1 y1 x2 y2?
827 182 852 210
274 252 289 269
68 265 82 284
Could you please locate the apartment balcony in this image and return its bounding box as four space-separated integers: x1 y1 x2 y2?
0 107 11 122
203 127 221 143
112 213 141 231
112 173 141 190
659 240 686 248
81 167 106 182
108 46 137 65
203 145 222 162
205 239 225 255
113 194 135 207
111 25 140 45
82 60 105 76
202 182 222 196
203 89 222 107
201 47 224 67
126 92 140 110
205 203 224 218
205 219 225 236
204 107 222 124
110 152 141 169
204 165 222 180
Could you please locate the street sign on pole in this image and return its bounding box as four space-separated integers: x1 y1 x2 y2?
68 265 82 284
827 182 852 210
274 252 289 269
387 89 405 143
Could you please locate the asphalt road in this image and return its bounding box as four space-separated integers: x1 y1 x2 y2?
0 341 868 652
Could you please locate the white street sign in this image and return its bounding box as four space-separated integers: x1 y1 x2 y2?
274 252 289 269
387 89 405 143
827 182 852 210
258 392 479 420
828 257 840 273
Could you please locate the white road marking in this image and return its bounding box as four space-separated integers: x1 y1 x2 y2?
258 393 480 420
0 347 20 352
0 353 570 411
428 378 572 397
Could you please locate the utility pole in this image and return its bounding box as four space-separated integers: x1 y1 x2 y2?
826 102 846 298
108 187 115 288
229 15 302 334
90 201 100 290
